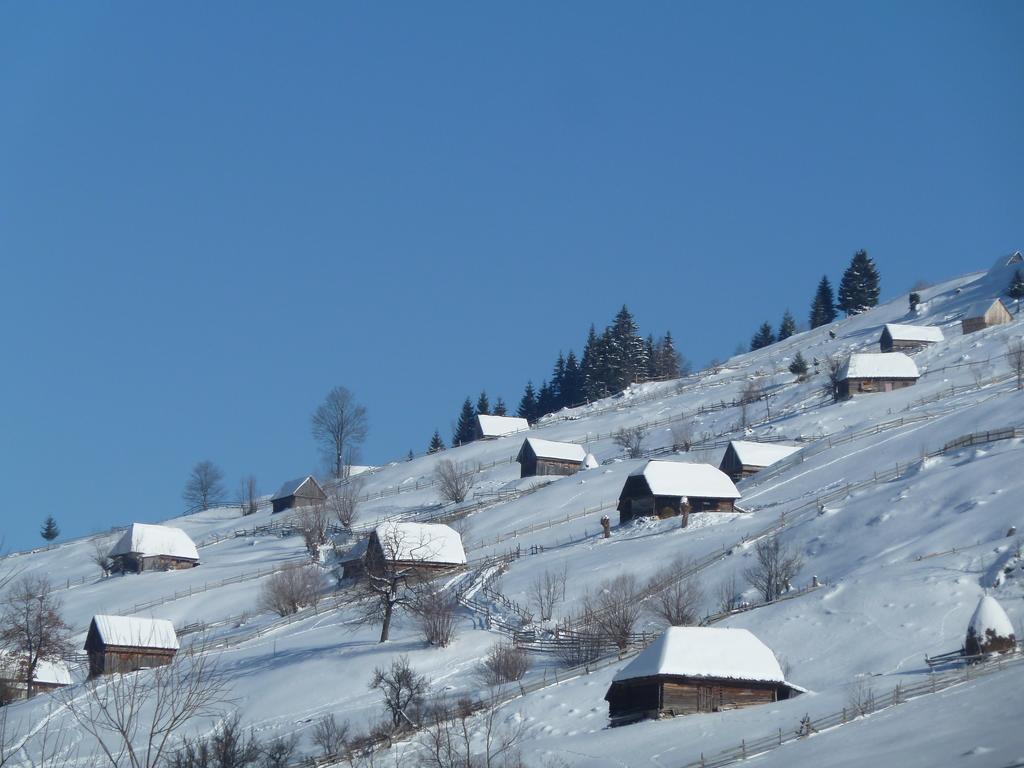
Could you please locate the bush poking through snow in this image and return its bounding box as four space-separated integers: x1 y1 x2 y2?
847 676 876 717
312 714 351 758
649 561 703 627
582 573 641 651
529 565 567 622
478 642 530 686
435 459 476 504
371 656 429 731
412 582 459 647
744 536 804 603
613 426 647 459
258 565 322 617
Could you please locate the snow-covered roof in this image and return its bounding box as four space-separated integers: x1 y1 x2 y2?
582 453 600 470
968 596 1015 640
963 298 1009 320
0 652 72 686
519 437 587 463
271 475 323 501
90 615 180 650
109 523 199 561
476 414 529 438
837 353 919 381
728 440 802 468
629 461 740 499
882 323 944 343
374 521 466 565
612 627 786 684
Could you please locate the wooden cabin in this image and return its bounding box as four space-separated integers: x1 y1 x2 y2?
605 627 803 725
879 323 944 353
964 596 1017 656
109 523 199 574
718 440 802 482
342 521 466 580
836 353 919 399
271 475 327 514
84 615 179 677
617 461 740 527
961 298 1013 334
516 437 587 478
0 653 71 701
475 414 529 440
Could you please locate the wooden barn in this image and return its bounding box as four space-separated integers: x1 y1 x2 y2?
0 653 71 701
617 461 740 526
836 353 919 399
718 440 802 482
964 595 1017 656
108 523 199 574
605 627 803 725
84 615 179 677
516 437 588 478
961 298 1013 334
879 323 944 353
271 475 326 514
342 521 466 580
475 414 530 440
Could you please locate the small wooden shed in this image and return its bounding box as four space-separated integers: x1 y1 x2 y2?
961 298 1013 334
879 323 944 353
84 615 179 677
342 521 466 580
605 627 803 725
475 414 530 440
718 441 802 482
0 653 71 701
617 461 740 526
109 523 199 574
271 475 327 514
836 353 919 399
964 595 1017 656
516 437 587 478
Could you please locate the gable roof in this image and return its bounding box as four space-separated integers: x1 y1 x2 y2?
728 440 802 468
963 297 1011 320
882 323 944 343
476 414 530 438
89 615 179 650
374 521 466 565
109 523 199 561
271 475 324 502
612 627 786 685
518 437 587 464
837 353 919 381
628 461 740 500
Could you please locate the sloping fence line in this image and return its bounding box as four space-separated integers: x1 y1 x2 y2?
677 650 1024 768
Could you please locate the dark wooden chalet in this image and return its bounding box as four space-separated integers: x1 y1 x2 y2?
516 437 588 478
342 521 466 580
271 475 327 514
617 461 740 527
964 596 1017 656
605 627 802 725
718 440 802 482
108 523 199 574
879 323 944 353
961 298 1013 335
836 352 919 399
84 615 179 677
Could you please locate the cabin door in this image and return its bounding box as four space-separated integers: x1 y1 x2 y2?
697 686 716 712
884 381 893 392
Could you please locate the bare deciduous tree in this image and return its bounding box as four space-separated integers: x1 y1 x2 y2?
582 574 641 651
477 642 530 687
238 475 259 516
326 479 363 530
613 426 646 459
744 536 803 603
1008 339 1024 390
717 571 741 613
258 565 322 617
417 692 526 768
311 386 368 479
824 355 844 403
739 380 763 428
370 656 429 731
92 539 114 578
670 424 693 453
529 566 567 622
554 632 606 668
183 460 225 512
312 714 351 759
1 699 75 767
166 713 260 768
295 502 330 561
649 561 703 627
434 460 476 505
412 582 459 647
0 576 71 699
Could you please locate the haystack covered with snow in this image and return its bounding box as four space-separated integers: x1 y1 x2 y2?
719 440 802 481
965 595 1017 656
879 323 944 352
605 627 802 724
618 460 740 524
84 615 179 677
582 453 600 470
475 414 529 440
516 437 587 478
109 523 199 573
837 353 919 398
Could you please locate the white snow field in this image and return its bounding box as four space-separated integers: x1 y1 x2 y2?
2 259 1023 767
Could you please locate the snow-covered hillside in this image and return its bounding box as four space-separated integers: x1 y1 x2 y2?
2 259 1023 767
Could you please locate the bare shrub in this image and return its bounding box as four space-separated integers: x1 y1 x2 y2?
238 475 259 516
824 354 844 402
613 426 646 459
417 692 525 768
744 536 803 603
326 480 362 530
650 566 703 627
435 459 476 504
717 572 741 613
847 676 876 717
529 565 567 622
670 424 693 452
412 582 459 647
582 574 641 651
478 642 530 686
166 712 260 768
370 656 429 731
1008 339 1024 391
312 714 350 758
258 565 322 617
0 575 72 699
296 502 330 561
261 734 299 768
92 539 114 578
555 632 607 667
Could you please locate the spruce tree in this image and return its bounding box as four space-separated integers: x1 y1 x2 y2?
908 292 921 313
517 382 538 423
493 397 507 416
407 450 414 461
475 391 490 417
537 380 557 417
581 325 609 401
452 397 476 446
809 275 837 328
777 310 797 341
652 332 682 379
788 351 809 380
644 335 656 380
428 430 445 453
837 250 881 316
40 515 59 542
1006 269 1024 302
750 322 776 351
550 353 567 410
605 305 647 391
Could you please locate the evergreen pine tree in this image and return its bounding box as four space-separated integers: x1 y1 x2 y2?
908 292 921 313
750 322 776 351
836 250 881 316
40 515 59 542
651 332 683 379
581 325 609 401
452 397 476 446
562 350 583 406
517 382 539 423
809 275 837 328
788 351 809 380
777 310 797 341
537 379 557 417
407 450 414 461
428 430 445 453
1006 269 1024 302
550 353 567 410
475 391 490 417
605 305 647 391
493 397 507 416
644 335 656 380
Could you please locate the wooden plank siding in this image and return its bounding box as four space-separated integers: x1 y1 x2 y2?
838 377 917 399
607 675 791 725
112 553 199 574
618 473 735 526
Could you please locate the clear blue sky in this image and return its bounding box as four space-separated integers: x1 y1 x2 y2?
1 2 1021 551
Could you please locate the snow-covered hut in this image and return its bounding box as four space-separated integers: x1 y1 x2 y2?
836 353 919 399
343 521 466 579
965 595 1017 657
879 323 944 353
516 437 588 478
718 440 802 481
474 414 529 440
617 461 740 526
0 652 72 700
109 523 199 573
271 475 327 514
604 627 803 725
84 615 179 677
961 298 1013 334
